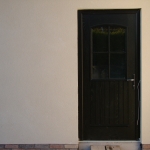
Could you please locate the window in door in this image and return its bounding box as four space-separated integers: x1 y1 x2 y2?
92 25 127 79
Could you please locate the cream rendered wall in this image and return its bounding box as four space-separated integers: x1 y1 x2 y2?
0 0 149 144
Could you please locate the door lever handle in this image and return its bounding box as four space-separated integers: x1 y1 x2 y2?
127 74 135 89
127 79 134 81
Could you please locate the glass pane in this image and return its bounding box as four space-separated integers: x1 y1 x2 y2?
92 27 108 52
110 54 126 79
110 27 126 52
92 54 109 79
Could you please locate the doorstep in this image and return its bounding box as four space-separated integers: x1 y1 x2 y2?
79 141 141 150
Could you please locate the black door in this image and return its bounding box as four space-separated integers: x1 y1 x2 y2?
78 10 140 140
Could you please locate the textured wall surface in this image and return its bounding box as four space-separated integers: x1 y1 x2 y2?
0 0 149 144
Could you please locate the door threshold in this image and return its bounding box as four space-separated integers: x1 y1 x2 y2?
79 141 139 142
79 141 141 150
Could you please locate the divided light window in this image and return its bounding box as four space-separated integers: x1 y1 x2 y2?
91 25 127 80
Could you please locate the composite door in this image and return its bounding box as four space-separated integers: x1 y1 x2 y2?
78 10 140 140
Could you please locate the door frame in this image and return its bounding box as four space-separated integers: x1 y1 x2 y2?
78 9 140 140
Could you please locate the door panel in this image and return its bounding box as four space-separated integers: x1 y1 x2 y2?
78 10 140 140
89 81 135 140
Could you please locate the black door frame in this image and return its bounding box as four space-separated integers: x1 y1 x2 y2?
78 9 140 140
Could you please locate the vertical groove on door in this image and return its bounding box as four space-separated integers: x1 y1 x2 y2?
105 81 109 125
119 81 124 125
124 81 128 125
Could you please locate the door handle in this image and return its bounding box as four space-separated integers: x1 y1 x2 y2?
127 74 135 89
127 79 134 81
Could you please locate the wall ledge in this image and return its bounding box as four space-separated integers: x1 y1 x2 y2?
0 144 78 150
142 144 150 150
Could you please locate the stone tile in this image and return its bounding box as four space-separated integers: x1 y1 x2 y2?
5 145 18 149
19 145 35 149
0 145 5 149
12 149 24 150
35 145 49 148
49 149 69 150
41 148 51 150
65 145 78 149
50 145 64 149
143 145 150 149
